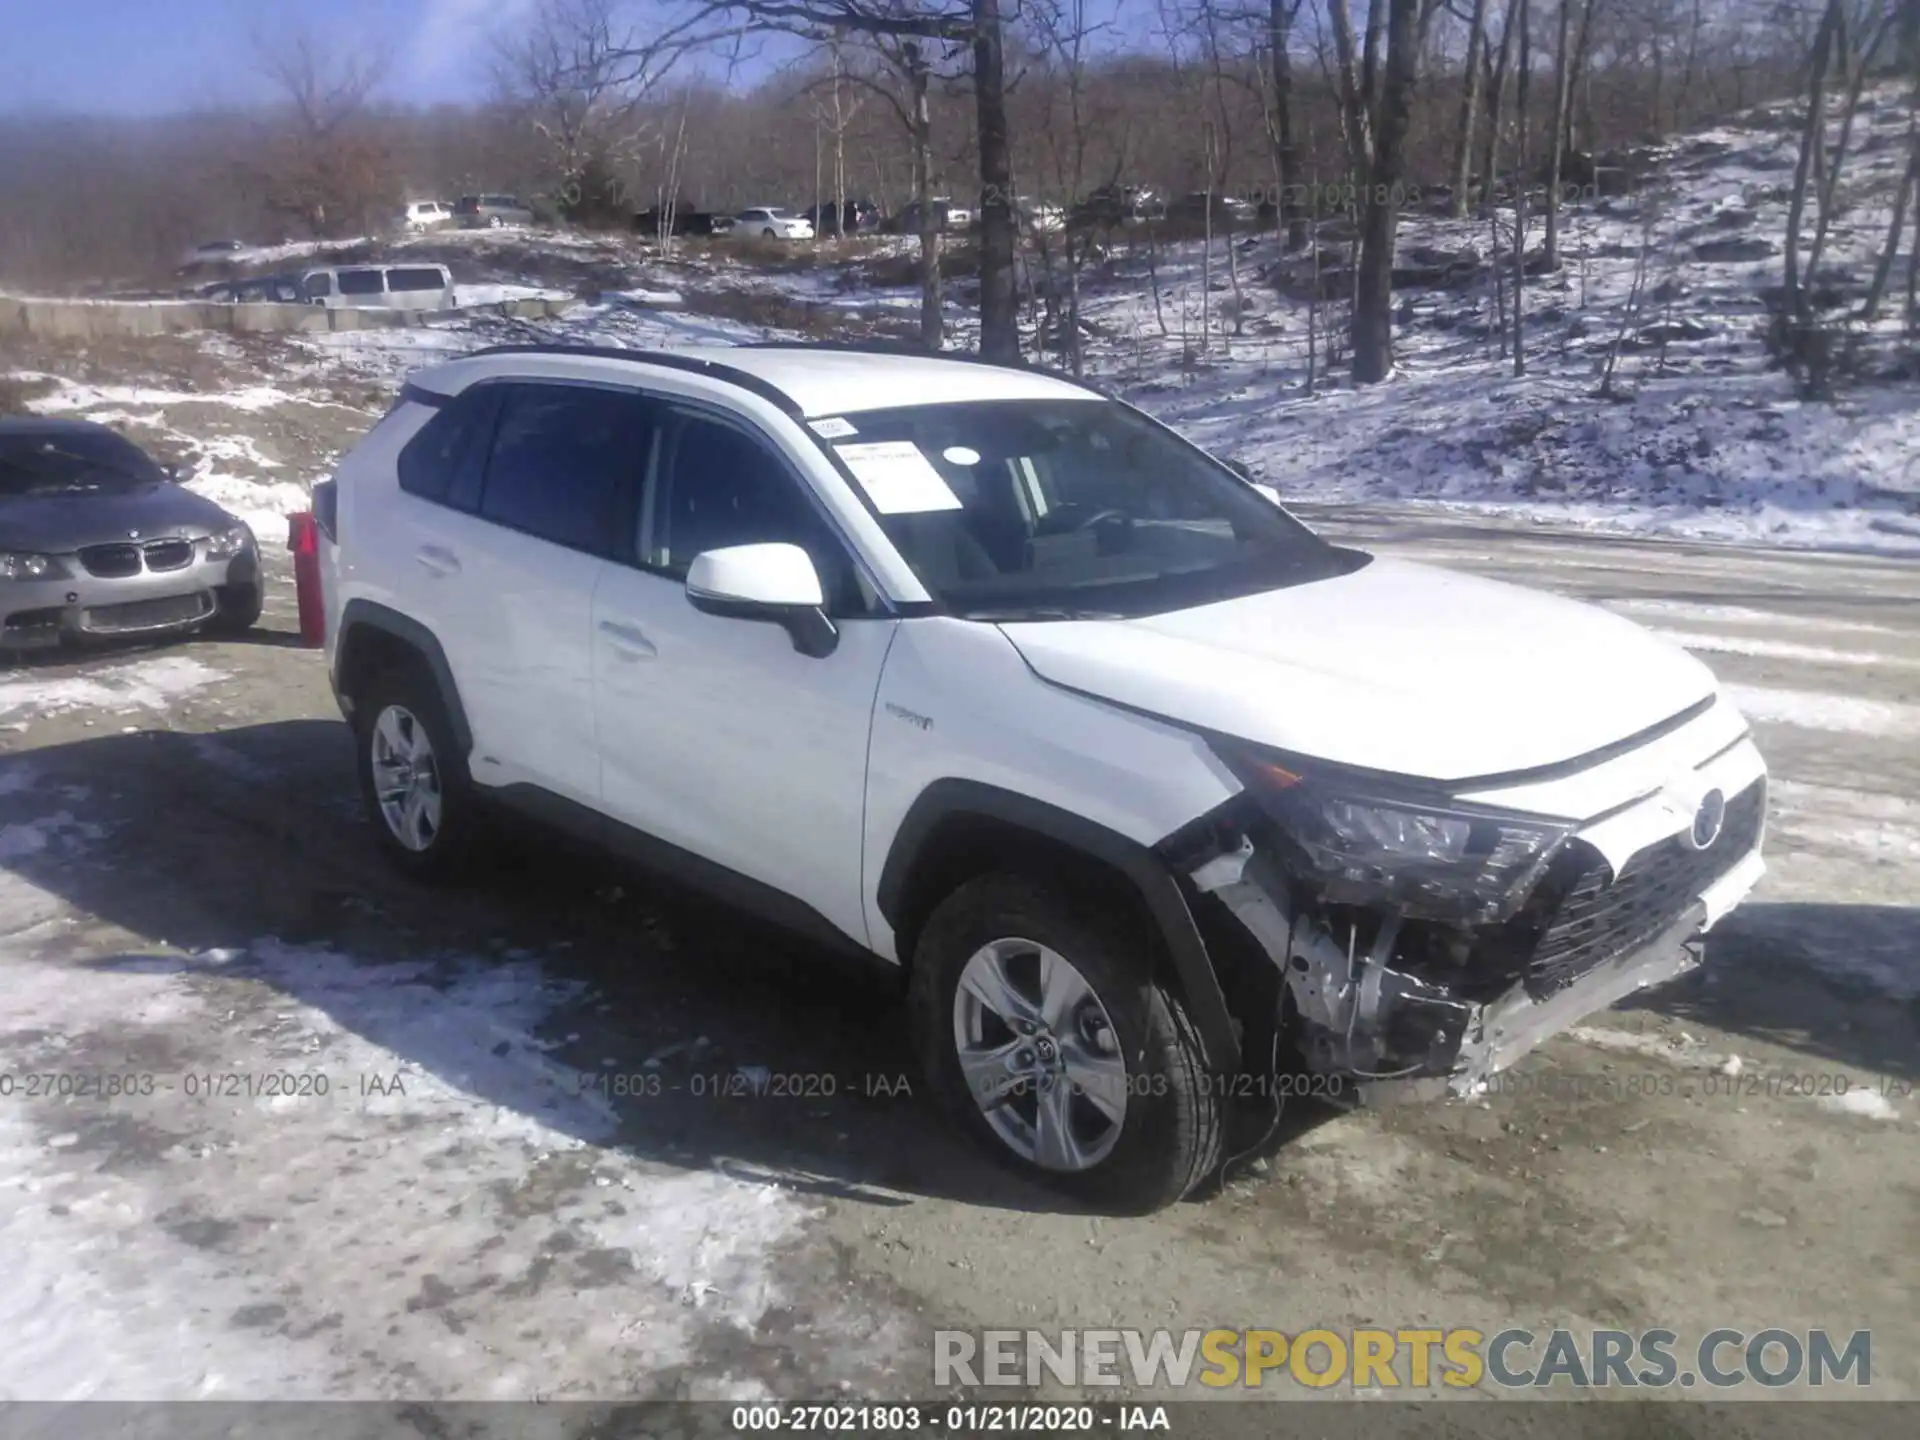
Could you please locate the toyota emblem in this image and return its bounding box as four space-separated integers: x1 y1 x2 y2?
1687 788 1727 850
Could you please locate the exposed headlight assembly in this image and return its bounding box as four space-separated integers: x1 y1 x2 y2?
1219 748 1575 924
206 525 252 559
0 552 65 581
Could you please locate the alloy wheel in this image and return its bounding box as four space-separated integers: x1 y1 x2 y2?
952 938 1129 1171
370 704 442 852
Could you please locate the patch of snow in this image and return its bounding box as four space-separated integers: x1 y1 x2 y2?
1817 1088 1900 1121
1649 630 1916 668
1602 598 1901 635
28 380 321 414
1726 685 1920 738
0 935 810 1398
0 656 227 725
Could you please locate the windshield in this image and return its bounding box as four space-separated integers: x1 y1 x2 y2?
0 431 167 496
822 398 1364 619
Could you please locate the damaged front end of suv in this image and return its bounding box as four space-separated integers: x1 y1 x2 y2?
1164 743 1768 1103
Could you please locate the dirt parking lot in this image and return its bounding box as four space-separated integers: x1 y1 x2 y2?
0 510 1913 1412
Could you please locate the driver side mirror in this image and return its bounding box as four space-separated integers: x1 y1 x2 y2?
685 542 839 659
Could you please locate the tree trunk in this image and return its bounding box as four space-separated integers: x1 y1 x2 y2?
1326 0 1373 178
1544 0 1575 269
1785 2 1842 321
1268 0 1308 248
1451 0 1491 217
913 63 943 349
1351 0 1422 384
1482 1 1519 211
1512 0 1532 377
973 0 1019 363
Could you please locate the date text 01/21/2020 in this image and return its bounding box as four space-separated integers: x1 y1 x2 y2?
574 1070 917 1100
0 1070 405 1100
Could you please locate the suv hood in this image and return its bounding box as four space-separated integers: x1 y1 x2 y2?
998 556 1719 785
0 483 235 553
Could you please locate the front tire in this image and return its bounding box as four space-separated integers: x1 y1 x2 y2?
352 665 481 882
909 874 1224 1213
207 579 263 634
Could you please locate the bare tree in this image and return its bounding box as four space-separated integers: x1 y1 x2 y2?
717 0 1020 360
1543 0 1577 269
1350 0 1428 382
1451 0 1493 217
497 0 728 227
1511 0 1532 377
252 30 395 237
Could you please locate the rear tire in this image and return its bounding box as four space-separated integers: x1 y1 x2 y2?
908 873 1224 1214
352 663 482 882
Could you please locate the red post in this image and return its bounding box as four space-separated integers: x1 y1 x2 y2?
287 511 325 648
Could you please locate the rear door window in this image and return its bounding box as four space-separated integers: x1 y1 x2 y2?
337 268 384 296
476 384 655 554
303 272 333 298
387 267 449 293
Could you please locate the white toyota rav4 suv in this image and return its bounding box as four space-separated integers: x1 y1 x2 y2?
316 343 1767 1212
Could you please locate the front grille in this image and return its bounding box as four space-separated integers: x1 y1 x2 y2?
78 543 142 578
81 592 212 634
143 539 194 571
1524 781 1765 997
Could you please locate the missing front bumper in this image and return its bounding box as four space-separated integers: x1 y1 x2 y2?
1188 832 1762 1106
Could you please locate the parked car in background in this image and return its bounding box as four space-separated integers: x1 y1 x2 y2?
889 198 972 235
176 239 249 275
300 263 456 312
733 207 814 241
1070 185 1165 228
803 199 883 236
1167 192 1258 226
403 200 454 231
199 274 306 304
0 417 263 650
454 195 536 229
1016 198 1067 234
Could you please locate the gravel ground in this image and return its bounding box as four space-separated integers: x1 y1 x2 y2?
0 515 1913 1410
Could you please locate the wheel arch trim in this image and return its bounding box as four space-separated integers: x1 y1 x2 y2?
334 599 473 755
876 778 1240 1070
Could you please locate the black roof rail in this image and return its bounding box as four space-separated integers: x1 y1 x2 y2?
460 342 805 417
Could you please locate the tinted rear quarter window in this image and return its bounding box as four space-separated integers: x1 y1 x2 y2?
477 384 653 553
396 390 498 506
337 268 384 296
387 267 448 292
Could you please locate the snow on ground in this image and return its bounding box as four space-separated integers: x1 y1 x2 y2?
0 762 811 1400
1725 684 1920 739
0 656 227 724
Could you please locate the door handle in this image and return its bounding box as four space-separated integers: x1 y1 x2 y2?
598 619 657 659
414 545 461 576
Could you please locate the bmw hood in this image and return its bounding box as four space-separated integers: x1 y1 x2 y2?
0 483 238 553
997 556 1720 785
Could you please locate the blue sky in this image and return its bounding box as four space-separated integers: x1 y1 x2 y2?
1 0 541 115
3 0 1161 117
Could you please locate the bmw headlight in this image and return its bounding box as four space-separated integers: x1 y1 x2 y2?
1220 748 1574 923
0 552 64 581
205 525 252 559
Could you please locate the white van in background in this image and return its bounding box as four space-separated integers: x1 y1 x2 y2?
301 264 456 312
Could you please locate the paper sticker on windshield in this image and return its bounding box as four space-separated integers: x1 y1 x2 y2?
836 441 963 514
809 416 858 439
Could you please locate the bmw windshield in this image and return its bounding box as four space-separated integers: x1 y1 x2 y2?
821 397 1366 620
